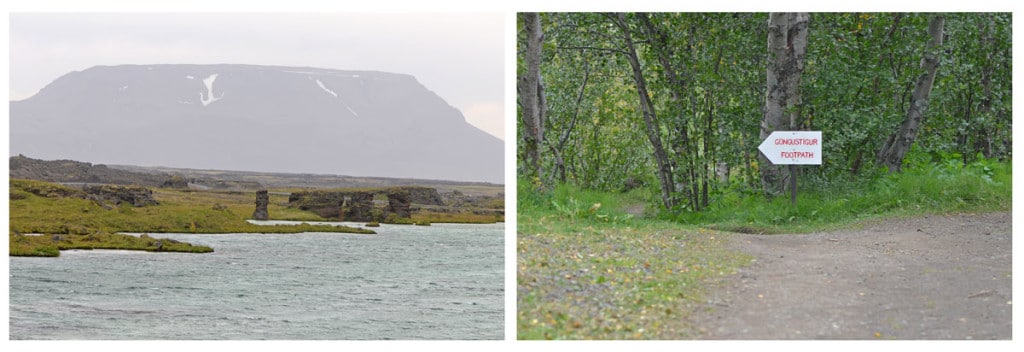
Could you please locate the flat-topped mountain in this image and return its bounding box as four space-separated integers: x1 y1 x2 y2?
10 64 503 183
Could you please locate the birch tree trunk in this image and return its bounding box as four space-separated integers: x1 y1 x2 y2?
878 14 945 172
519 12 545 185
610 12 676 209
760 12 810 196
638 13 697 210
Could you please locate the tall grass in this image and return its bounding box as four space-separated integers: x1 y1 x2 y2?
673 158 1011 233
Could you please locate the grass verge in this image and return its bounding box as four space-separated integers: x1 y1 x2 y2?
518 183 751 339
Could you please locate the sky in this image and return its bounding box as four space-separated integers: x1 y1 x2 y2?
7 11 505 140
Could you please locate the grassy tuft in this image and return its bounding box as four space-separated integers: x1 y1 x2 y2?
672 158 1011 233
411 211 503 224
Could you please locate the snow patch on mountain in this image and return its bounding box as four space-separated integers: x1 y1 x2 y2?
341 101 359 117
200 74 223 106
315 79 338 97
314 78 358 116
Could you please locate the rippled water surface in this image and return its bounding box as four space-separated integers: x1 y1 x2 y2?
9 223 504 340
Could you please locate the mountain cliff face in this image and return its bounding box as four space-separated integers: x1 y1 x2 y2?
10 64 503 183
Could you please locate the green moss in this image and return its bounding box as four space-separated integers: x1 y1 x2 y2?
9 233 213 257
411 211 503 224
384 214 414 225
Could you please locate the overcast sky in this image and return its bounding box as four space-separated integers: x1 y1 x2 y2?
8 12 505 140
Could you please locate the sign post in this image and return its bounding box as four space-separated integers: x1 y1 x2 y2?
757 131 822 204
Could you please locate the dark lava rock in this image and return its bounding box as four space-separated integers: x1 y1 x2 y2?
252 190 270 220
384 189 412 219
82 184 159 207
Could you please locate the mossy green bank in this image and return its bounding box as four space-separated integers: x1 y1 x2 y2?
9 179 375 257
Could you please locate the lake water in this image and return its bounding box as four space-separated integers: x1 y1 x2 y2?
9 222 504 340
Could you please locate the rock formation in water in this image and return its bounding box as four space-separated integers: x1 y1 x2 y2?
344 192 375 222
287 191 343 219
253 190 269 220
383 189 412 219
288 186 442 222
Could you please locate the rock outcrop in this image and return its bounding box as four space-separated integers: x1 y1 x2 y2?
10 154 168 186
344 192 375 222
288 186 441 222
288 191 345 219
161 175 190 189
82 184 159 207
10 155 266 191
252 190 269 220
406 187 445 206
383 189 412 219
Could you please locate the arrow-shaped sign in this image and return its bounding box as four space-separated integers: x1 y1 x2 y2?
758 131 822 165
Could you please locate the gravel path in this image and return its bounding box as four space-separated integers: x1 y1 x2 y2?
694 212 1012 339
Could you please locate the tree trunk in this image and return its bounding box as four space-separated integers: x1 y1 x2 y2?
610 13 676 209
976 14 995 158
550 55 590 184
519 12 545 185
878 14 945 172
760 12 810 196
638 13 695 210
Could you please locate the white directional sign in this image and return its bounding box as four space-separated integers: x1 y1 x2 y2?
758 131 822 165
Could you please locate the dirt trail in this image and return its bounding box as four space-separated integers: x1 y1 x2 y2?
694 212 1012 339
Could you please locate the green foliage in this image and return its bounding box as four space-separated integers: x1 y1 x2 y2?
521 12 1012 214
520 13 1011 338
519 177 643 224
672 158 1011 233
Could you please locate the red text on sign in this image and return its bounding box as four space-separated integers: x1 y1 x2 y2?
781 151 815 159
775 138 819 146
